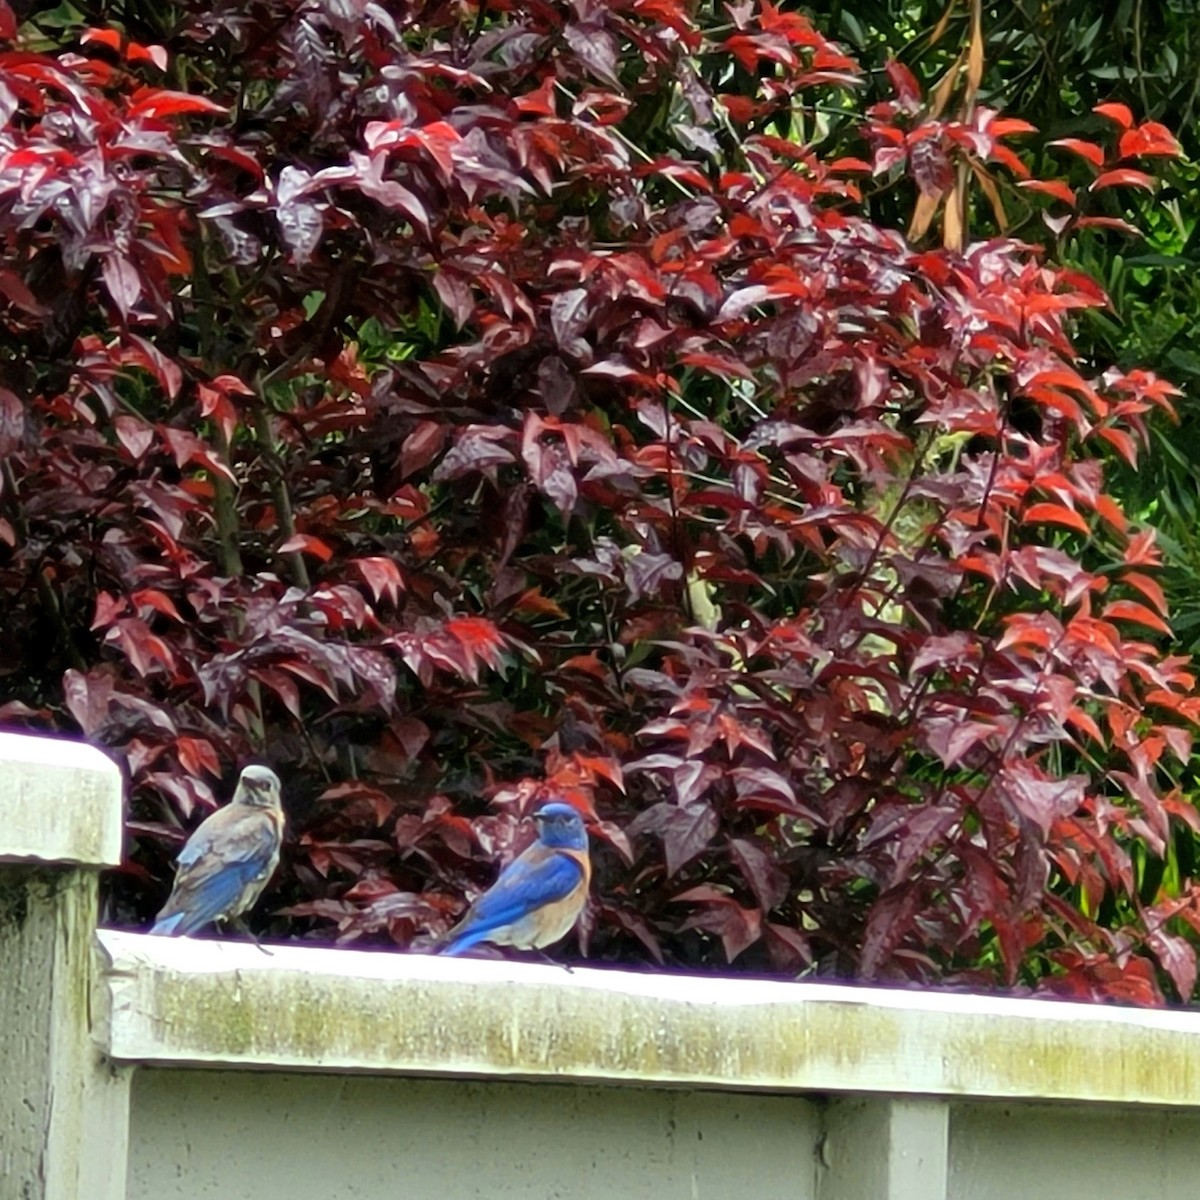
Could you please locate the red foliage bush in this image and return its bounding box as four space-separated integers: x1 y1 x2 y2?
1 0 1196 1000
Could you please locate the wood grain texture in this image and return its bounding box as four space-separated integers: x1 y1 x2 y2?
1 869 130 1200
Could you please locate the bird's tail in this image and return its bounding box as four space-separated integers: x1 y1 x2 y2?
437 927 492 956
148 911 188 936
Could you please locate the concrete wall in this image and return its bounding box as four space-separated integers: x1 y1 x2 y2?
127 1071 821 1200
949 1102 1200 1199
124 1074 1200 1200
6 730 1200 1200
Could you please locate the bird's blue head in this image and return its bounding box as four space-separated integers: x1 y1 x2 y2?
534 801 588 850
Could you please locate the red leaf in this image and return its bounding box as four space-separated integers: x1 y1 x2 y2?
132 588 185 623
995 761 1085 835
602 904 664 963
400 420 447 479
159 427 235 481
253 667 303 719
352 557 404 606
633 798 720 877
108 617 176 677
1120 571 1168 617
729 837 788 910
81 27 122 50
1093 102 1134 129
563 21 620 86
1124 529 1163 569
278 534 335 562
909 134 953 197
678 897 762 962
1094 495 1129 535
568 753 625 794
987 144 1030 179
279 658 339 702
1048 138 1106 167
884 59 922 108
1093 425 1138 467
102 255 143 317
127 334 182 398
0 386 23 456
91 591 128 631
987 117 1035 137
1017 180 1076 206
212 373 254 396
1148 930 1196 1000
176 735 221 779
196 385 238 445
1101 600 1172 636
126 42 169 71
0 269 45 315
1023 502 1090 535
353 158 431 237
1090 168 1156 192
1074 216 1142 235
431 271 474 328
997 613 1060 652
860 886 923 977
514 75 556 116
670 884 729 904
879 804 962 888
319 780 396 826
127 88 227 119
1065 705 1103 743
924 719 997 768
1119 122 1181 159
442 616 509 680
765 923 812 970
910 632 979 673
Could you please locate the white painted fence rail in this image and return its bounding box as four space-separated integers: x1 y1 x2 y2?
5 729 1200 1200
94 929 1200 1105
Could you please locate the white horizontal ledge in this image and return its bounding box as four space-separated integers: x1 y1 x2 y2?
95 929 1200 1105
0 732 123 867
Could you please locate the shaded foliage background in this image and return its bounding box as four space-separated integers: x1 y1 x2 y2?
1 0 1199 1001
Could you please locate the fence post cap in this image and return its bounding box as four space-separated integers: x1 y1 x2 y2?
0 731 123 868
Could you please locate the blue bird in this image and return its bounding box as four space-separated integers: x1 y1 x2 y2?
438 801 591 956
150 765 285 937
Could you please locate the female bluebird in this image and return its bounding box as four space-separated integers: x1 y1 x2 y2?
149 765 285 936
438 801 591 956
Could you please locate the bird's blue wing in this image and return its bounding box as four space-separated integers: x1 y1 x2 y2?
441 850 583 956
149 858 265 935
150 808 280 935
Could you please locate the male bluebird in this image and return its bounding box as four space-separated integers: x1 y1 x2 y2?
438 801 591 956
149 765 285 936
